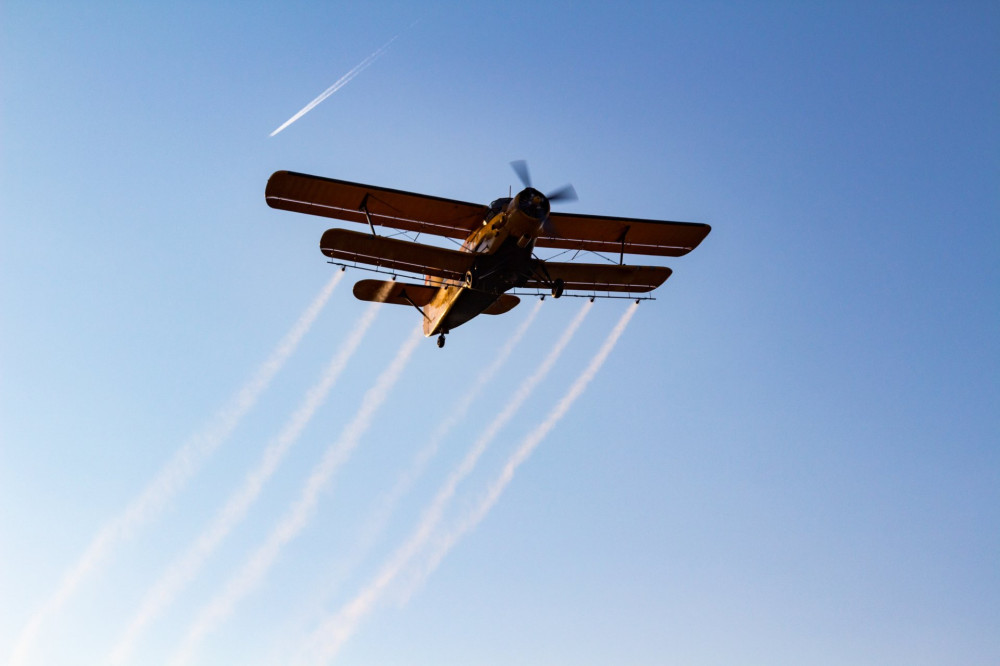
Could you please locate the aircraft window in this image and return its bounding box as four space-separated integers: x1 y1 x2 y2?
486 198 511 221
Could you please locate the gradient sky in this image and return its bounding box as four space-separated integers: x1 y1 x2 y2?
2 2 998 665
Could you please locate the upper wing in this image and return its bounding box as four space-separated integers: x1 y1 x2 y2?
537 212 710 257
526 261 672 293
320 228 475 281
266 170 487 239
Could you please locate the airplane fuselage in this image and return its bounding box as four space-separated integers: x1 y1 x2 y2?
422 188 550 337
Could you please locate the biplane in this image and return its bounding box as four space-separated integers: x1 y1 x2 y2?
265 163 710 347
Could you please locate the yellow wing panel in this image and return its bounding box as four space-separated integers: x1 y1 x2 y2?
267 171 486 239
537 212 710 257
526 262 672 293
320 228 475 282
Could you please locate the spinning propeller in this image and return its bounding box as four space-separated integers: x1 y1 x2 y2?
510 160 573 296
510 160 578 204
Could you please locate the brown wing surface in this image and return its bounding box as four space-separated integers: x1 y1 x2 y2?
525 262 671 293
352 279 439 306
267 171 486 239
483 294 520 315
320 228 475 281
537 212 710 257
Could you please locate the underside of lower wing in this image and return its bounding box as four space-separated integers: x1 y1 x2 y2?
320 228 475 282
526 261 672 293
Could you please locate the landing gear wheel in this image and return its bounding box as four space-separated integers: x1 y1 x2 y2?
464 271 474 288
551 278 565 299
437 334 446 348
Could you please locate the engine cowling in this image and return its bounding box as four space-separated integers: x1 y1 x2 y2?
505 188 550 241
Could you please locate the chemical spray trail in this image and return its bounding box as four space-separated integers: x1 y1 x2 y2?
300 300 593 664
7 272 343 666
170 324 425 666
412 301 639 596
319 299 545 600
270 34 399 137
108 293 383 664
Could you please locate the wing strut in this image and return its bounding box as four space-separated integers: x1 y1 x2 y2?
528 258 566 298
399 288 429 320
618 226 631 265
359 193 378 237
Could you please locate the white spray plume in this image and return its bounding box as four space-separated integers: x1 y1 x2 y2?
322 299 545 595
7 272 342 666
301 300 594 664
170 324 424 666
108 293 381 664
414 302 639 592
270 35 399 137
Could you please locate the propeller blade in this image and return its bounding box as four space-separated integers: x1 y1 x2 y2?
546 184 578 203
510 160 532 188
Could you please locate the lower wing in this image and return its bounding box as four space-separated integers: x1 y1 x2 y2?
320 228 475 281
527 261 671 293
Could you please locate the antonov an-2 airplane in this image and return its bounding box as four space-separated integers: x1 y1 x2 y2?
265 163 710 347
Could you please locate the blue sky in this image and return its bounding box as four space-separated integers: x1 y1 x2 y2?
2 2 998 665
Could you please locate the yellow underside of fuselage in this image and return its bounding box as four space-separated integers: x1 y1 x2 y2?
423 205 540 337
422 283 463 336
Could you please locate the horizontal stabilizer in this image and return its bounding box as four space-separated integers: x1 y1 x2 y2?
320 228 475 281
527 261 671 293
352 279 439 306
482 294 520 315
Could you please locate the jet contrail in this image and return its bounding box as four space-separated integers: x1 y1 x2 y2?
108 293 383 665
300 300 594 664
306 299 545 608
270 34 399 137
170 323 424 666
7 271 343 666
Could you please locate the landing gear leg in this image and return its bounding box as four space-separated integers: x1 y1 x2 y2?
437 334 446 348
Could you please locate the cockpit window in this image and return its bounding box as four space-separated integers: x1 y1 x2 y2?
485 197 512 222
